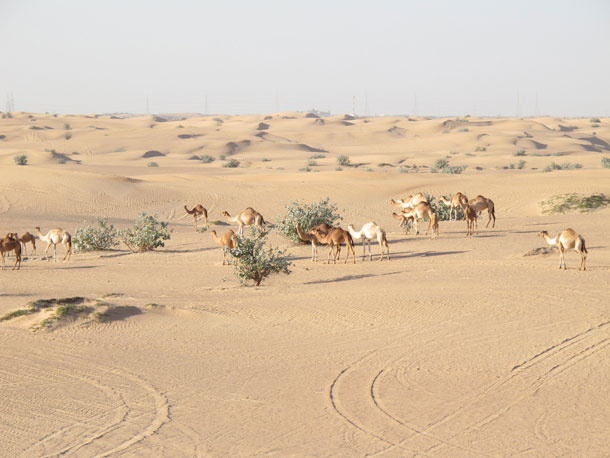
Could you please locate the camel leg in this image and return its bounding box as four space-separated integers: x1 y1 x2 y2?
581 250 587 271
53 243 58 262
349 241 356 264
0 251 4 271
414 219 419 235
334 244 341 264
326 245 333 264
367 239 373 261
377 238 384 261
44 243 51 261
425 217 432 236
558 245 566 269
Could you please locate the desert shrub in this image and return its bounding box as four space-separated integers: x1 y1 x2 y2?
73 218 119 252
14 154 28 165
147 161 159 167
177 124 184 128
513 149 527 156
64 123 71 130
517 159 527 169
602 157 610 168
434 158 449 169
276 197 342 244
309 153 325 159
475 146 486 152
543 162 582 172
440 165 466 174
399 167 409 173
377 162 393 167
337 155 350 166
424 193 463 221
458 128 469 132
213 117 223 126
223 159 240 168
261 158 271 162
590 117 601 123
541 193 610 214
64 132 72 140
335 167 342 171
226 228 291 286
120 213 171 252
308 160 318 166
199 154 215 163
299 167 311 172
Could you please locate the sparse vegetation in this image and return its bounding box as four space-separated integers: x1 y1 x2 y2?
73 218 119 252
147 161 159 167
602 157 610 168
120 213 171 252
543 162 582 172
513 149 527 156
276 197 342 244
541 193 610 214
335 167 342 171
213 117 223 126
226 228 291 286
64 132 72 140
590 117 601 123
14 154 28 165
309 154 325 160
458 128 469 132
64 123 71 130
199 154 215 163
434 158 449 169
219 154 226 160
475 146 487 152
337 155 351 166
424 193 463 221
223 159 240 168
505 160 527 170
377 163 393 167
299 167 312 172
261 158 271 162
308 160 318 167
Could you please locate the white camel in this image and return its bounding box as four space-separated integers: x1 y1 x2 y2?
539 229 587 270
347 222 390 261
34 227 72 261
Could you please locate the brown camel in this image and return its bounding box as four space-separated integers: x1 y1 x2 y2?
465 205 478 236
296 223 333 262
1 233 22 270
34 227 72 261
440 192 469 221
400 202 436 235
389 193 428 210
469 195 496 228
310 227 356 264
539 229 587 270
222 207 265 236
184 204 208 229
19 231 36 255
210 229 236 265
391 212 415 234
430 213 439 240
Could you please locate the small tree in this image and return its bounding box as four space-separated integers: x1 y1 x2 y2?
276 197 342 244
73 218 119 252
120 213 171 252
223 159 240 168
226 228 291 286
14 154 28 165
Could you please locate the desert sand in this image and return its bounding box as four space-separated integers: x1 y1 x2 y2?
1 111 609 457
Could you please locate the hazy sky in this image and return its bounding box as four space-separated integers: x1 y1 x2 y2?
2 0 609 116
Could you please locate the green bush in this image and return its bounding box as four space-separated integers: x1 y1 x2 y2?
223 159 240 168
513 149 527 156
541 193 610 214
335 167 343 171
147 161 159 167
199 154 215 163
590 118 601 123
543 162 582 172
434 158 449 169
120 213 171 252
14 154 28 165
226 228 291 286
64 123 71 130
276 197 342 244
308 160 318 167
261 158 271 162
440 165 466 174
602 157 610 168
64 132 72 140
424 193 462 221
299 167 312 172
337 155 350 166
219 154 226 160
73 218 119 252
309 153 325 159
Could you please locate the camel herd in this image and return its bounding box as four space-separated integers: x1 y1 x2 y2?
0 193 588 272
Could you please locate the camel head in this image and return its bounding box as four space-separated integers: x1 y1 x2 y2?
221 211 230 217
35 226 41 232
210 230 217 236
538 231 549 238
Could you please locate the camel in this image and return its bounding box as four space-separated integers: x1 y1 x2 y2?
469 195 496 228
210 229 236 265
391 212 415 234
400 202 436 236
222 207 265 236
347 222 390 261
440 192 469 221
430 213 439 240
184 204 208 229
296 223 333 262
17 231 37 255
34 227 72 261
310 227 356 264
465 205 478 236
0 233 21 270
389 192 428 210
539 229 587 271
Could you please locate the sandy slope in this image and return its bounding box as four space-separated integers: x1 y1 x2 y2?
0 112 609 457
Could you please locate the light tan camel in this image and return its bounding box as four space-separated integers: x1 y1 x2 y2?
18 231 36 255
0 233 21 270
310 227 356 264
400 202 436 235
430 213 439 240
389 192 428 210
222 207 265 236
34 227 72 261
391 212 415 234
469 195 496 228
347 222 390 261
465 205 478 236
184 204 208 229
296 223 333 262
440 192 469 221
210 229 236 265
539 229 587 270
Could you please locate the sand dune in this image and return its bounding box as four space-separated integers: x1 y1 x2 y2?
0 112 609 457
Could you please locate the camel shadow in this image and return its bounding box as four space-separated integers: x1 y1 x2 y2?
389 250 467 260
304 271 402 285
163 247 215 254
